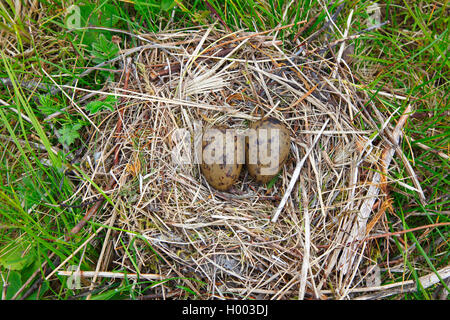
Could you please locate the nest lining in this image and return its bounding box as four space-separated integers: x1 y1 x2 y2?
72 24 398 299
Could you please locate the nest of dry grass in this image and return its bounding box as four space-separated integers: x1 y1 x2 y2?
69 23 408 299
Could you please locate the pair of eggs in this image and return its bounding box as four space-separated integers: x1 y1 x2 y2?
200 117 291 191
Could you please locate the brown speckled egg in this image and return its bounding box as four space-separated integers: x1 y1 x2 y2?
246 117 291 184
200 127 244 191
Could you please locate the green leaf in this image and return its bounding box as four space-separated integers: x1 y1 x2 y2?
176 285 197 296
134 0 160 16
5 271 22 300
37 94 61 115
89 289 121 300
90 33 119 64
25 281 49 300
21 259 40 283
16 173 45 211
85 95 117 114
192 10 210 24
68 4 120 46
100 4 120 27
161 0 175 11
266 173 280 189
0 244 36 271
58 123 83 146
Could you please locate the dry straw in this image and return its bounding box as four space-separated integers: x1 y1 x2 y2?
63 22 427 299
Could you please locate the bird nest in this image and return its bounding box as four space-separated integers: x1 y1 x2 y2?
70 23 408 299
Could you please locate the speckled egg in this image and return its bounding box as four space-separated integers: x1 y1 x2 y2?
200 127 244 191
246 117 291 183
